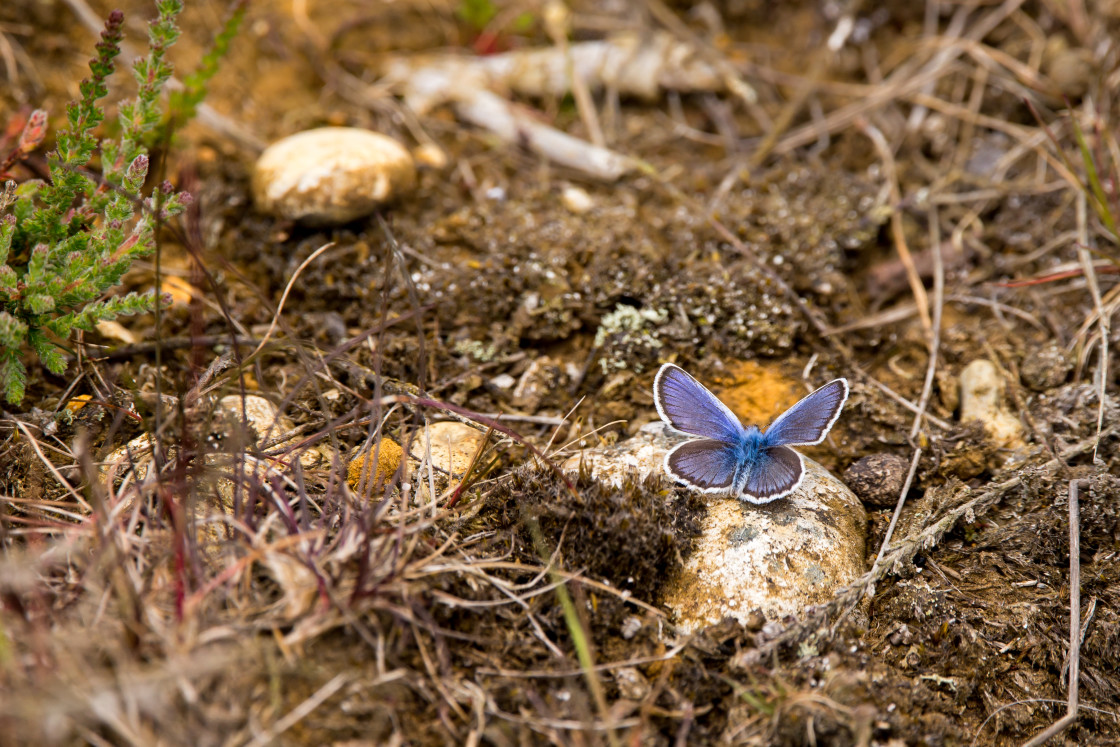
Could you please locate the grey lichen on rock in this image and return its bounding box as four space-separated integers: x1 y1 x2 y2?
662 458 866 632
564 422 867 632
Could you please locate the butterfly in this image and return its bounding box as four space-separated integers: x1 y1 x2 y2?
653 363 849 504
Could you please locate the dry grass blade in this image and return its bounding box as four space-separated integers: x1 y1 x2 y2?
860 119 932 339
873 206 945 571
244 673 350 747
1020 479 1086 747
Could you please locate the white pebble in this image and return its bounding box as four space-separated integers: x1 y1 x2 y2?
560 185 594 214
252 127 416 225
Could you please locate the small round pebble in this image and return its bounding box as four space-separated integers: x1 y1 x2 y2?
1047 47 1094 100
560 185 594 214
252 127 416 225
843 453 909 507
409 421 489 476
1020 340 1072 391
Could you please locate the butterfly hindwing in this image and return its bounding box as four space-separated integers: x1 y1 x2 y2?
654 364 744 444
738 444 804 503
763 379 849 447
665 439 740 492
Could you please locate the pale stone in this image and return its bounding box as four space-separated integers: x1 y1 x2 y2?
563 422 866 632
413 142 449 169
409 421 489 476
560 185 594 214
959 359 1025 449
663 458 866 632
218 394 287 438
560 421 673 488
216 394 321 469
95 319 136 344
613 667 651 700
252 127 416 225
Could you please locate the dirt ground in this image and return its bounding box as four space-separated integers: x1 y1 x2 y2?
2 0 1119 744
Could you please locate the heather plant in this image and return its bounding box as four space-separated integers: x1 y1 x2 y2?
0 0 240 406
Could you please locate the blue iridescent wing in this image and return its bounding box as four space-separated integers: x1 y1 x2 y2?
762 379 849 447
653 364 744 443
737 445 804 504
665 439 740 493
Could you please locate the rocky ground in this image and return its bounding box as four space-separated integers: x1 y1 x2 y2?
1 0 1119 744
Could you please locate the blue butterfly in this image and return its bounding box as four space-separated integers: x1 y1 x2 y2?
653 364 849 504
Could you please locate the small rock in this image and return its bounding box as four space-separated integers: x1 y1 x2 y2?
252 127 416 225
565 422 866 632
614 667 651 701
1046 47 1094 100
413 142 448 169
347 438 405 493
889 624 913 647
959 360 1025 450
216 394 321 468
409 421 489 476
561 421 671 488
760 620 784 641
843 453 909 507
560 185 594 214
217 394 287 442
95 319 137 344
620 616 643 639
491 373 516 390
512 356 568 411
1020 341 1072 391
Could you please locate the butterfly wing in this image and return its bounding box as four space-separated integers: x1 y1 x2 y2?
763 379 849 447
654 364 744 443
665 439 741 493
737 445 804 504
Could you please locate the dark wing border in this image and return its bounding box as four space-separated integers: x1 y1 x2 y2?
736 444 805 504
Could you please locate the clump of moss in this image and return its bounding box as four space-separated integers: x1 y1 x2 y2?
485 465 705 596
653 270 804 358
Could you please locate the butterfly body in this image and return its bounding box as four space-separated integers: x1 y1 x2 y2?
653 364 849 504
728 426 764 489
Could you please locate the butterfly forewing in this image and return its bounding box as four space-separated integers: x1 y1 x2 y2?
763 379 848 447
654 364 744 444
739 445 803 502
665 439 740 492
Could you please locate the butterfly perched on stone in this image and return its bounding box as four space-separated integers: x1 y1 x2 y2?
653 364 848 504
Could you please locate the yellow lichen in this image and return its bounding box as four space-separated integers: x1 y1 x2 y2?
347 438 404 493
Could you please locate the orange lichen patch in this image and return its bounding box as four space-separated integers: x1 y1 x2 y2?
711 360 803 428
347 438 404 493
65 394 93 413
160 275 196 306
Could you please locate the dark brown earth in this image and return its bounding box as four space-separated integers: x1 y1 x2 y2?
2 1 1119 745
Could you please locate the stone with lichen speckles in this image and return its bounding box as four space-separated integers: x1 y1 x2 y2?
565 421 866 632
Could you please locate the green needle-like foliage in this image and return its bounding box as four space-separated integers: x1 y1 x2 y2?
0 1 204 406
